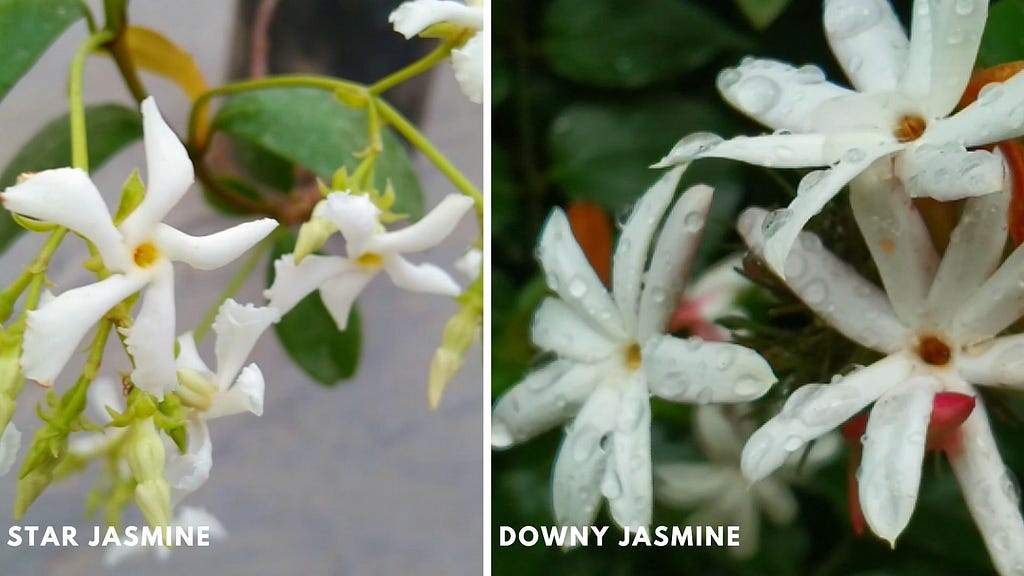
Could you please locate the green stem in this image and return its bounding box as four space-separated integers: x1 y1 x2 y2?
108 34 148 104
368 39 456 96
70 30 116 171
193 234 276 343
0 229 68 325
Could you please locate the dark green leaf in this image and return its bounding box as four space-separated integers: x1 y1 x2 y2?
268 231 361 385
0 103 143 254
0 0 83 102
543 0 745 88
733 0 792 30
978 0 1024 67
232 138 295 192
211 88 423 218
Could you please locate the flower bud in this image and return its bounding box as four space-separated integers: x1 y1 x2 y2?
125 418 165 484
427 303 480 409
135 479 172 528
175 368 217 411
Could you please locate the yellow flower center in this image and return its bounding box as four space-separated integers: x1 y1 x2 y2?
132 242 160 268
894 114 927 143
625 342 642 371
356 252 384 268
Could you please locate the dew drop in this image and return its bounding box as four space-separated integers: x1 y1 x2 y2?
843 148 867 163
716 68 741 91
683 211 704 233
734 76 781 115
795 65 826 84
803 279 828 305
824 0 882 39
568 276 588 298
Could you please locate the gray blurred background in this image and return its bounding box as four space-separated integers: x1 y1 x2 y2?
0 1 483 574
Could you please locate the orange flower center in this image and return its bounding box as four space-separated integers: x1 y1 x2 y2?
917 335 952 366
132 242 160 268
893 114 927 142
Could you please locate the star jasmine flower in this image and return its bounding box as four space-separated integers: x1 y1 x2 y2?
389 0 485 103
737 166 1024 572
656 0 1020 274
454 247 482 281
265 191 474 329
491 168 776 530
0 97 278 399
655 405 838 559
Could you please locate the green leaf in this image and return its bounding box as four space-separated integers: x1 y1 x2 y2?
733 0 792 30
543 0 745 88
978 0 1024 67
232 138 295 192
0 0 83 102
0 103 143 255
211 88 423 218
268 231 361 386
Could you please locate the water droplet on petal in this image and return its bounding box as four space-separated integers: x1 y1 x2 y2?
843 148 866 163
795 65 826 84
783 435 803 451
734 76 781 115
955 0 975 16
824 0 882 39
803 279 828 305
683 211 704 233
716 68 741 91
568 276 588 298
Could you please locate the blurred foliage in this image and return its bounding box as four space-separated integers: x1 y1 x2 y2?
491 0 1024 574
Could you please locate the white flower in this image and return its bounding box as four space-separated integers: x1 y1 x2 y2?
265 191 473 329
0 97 277 399
737 167 1024 572
655 405 838 559
491 168 776 530
103 506 227 567
389 0 485 103
656 0 1017 274
454 247 482 281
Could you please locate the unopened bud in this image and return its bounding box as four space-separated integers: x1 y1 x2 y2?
126 419 165 484
175 368 217 411
427 304 480 409
135 479 172 528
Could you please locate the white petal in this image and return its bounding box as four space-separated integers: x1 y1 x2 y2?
384 254 460 295
762 142 901 275
613 167 682 334
859 381 935 545
958 335 1024 389
0 423 21 476
751 478 798 525
174 506 227 539
322 192 381 257
740 353 912 482
925 70 1024 148
823 0 908 93
552 384 619 528
654 463 736 508
319 269 377 330
22 273 148 386
123 262 178 400
211 299 279 388
369 194 474 254
389 0 483 38
454 247 482 281
694 405 745 464
537 209 626 340
1 168 128 270
175 331 210 375
264 254 353 317
452 33 483 104
642 335 775 403
951 241 1024 342
119 97 195 245
739 207 906 352
491 360 602 448
655 131 895 170
947 394 1024 576
153 219 277 271
849 162 938 326
165 415 211 506
637 183 713 341
606 373 652 529
86 377 124 423
206 364 264 418
897 144 1005 201
531 298 622 362
927 180 1010 329
716 58 854 132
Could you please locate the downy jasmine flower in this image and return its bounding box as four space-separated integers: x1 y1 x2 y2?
737 166 1024 573
265 191 473 329
491 168 776 530
0 97 277 398
656 405 838 559
389 0 485 103
656 0 1018 274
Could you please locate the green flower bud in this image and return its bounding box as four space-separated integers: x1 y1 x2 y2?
294 215 336 264
175 367 217 411
125 418 165 484
135 479 171 528
427 303 481 409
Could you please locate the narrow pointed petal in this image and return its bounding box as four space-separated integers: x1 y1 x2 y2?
211 299 279 388
850 163 938 326
739 208 906 352
389 0 483 38
637 183 713 341
694 405 745 464
952 240 1024 342
264 254 354 317
762 143 901 275
740 353 912 482
207 364 264 418
899 0 934 104
491 360 603 448
175 332 210 375
958 334 1024 389
322 192 381 256
531 298 621 362
716 58 854 132
119 98 195 244
318 269 377 330
643 335 775 404
369 194 474 254
606 373 652 529
926 70 1024 148
153 219 277 271
859 382 935 545
823 0 908 93
165 415 212 505
123 263 178 399
537 209 627 340
0 423 21 477
655 131 894 170
896 144 1004 200
927 180 1010 328
752 478 799 525
553 384 619 528
947 395 1024 576
384 254 460 295
1 168 128 270
22 273 148 386
613 167 682 334
654 463 735 507
452 33 483 104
